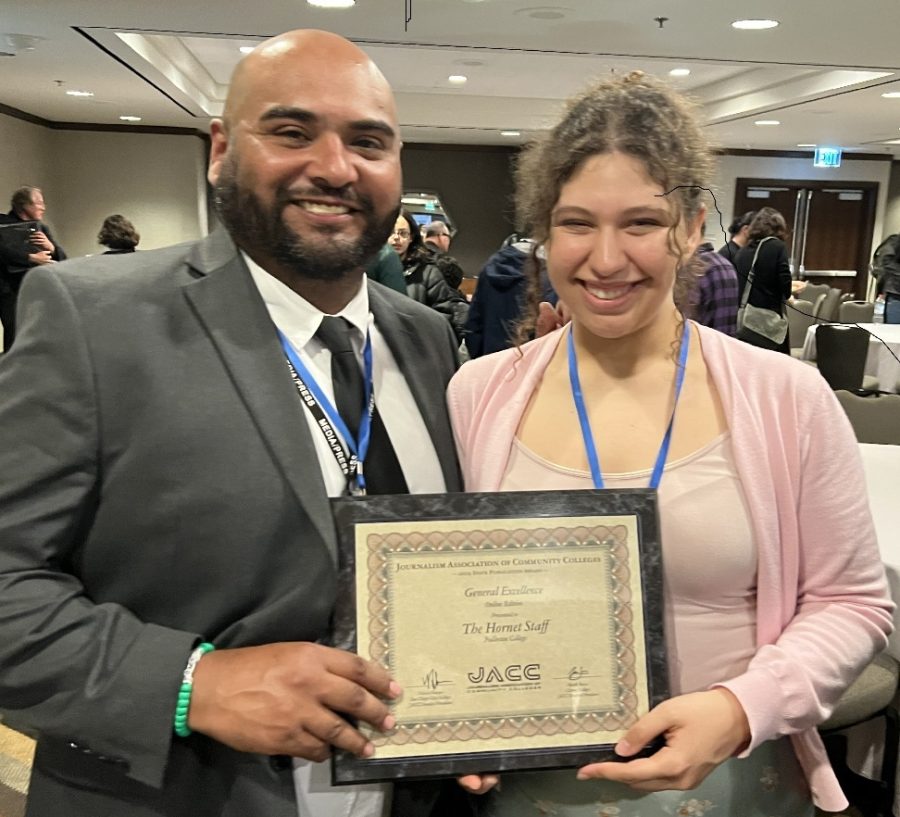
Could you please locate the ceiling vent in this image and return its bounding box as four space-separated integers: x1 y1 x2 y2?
0 34 42 57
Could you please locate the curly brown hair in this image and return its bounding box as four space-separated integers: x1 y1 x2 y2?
747 207 788 242
513 72 715 342
98 214 140 251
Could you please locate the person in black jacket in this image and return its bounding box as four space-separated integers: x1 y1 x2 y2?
718 210 755 264
390 209 468 342
0 186 66 351
423 220 466 290
870 234 900 323
733 206 792 354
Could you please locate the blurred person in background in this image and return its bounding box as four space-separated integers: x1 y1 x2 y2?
718 210 754 264
98 214 140 254
691 228 739 336
465 236 557 357
0 186 66 351
733 207 792 354
423 220 466 292
390 209 468 342
365 242 407 294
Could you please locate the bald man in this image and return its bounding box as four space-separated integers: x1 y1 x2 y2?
0 30 466 817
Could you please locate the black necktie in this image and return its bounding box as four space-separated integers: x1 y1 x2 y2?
314 316 408 495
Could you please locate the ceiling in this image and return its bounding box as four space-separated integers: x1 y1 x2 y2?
3 0 900 155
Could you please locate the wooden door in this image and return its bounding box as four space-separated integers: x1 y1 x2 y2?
733 179 877 298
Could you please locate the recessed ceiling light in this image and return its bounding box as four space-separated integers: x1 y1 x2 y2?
448 75 468 84
882 92 900 99
732 19 779 30
0 33 42 56
514 7 569 20
501 130 521 137
119 115 142 122
754 119 780 126
306 0 355 7
797 143 816 147
885 139 900 145
239 46 254 54
66 89 94 97
669 68 691 77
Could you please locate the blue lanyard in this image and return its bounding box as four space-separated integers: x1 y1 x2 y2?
567 320 690 491
277 327 375 494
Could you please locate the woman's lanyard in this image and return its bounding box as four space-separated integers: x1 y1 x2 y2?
567 321 690 491
277 328 375 496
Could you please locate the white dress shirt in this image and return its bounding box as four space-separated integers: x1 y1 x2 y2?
245 254 447 817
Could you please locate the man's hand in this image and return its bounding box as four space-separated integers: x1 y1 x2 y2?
576 689 750 791
188 642 400 761
27 251 53 266
457 773 500 795
29 231 54 253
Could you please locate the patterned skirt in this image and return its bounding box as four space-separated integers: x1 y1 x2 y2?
479 738 814 817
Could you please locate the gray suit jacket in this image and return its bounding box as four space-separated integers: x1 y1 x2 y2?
0 231 462 817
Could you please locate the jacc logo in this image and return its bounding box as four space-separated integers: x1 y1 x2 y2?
467 664 541 684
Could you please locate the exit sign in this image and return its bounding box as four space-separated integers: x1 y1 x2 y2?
814 147 842 168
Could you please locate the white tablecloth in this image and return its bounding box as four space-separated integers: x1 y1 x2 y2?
802 323 900 393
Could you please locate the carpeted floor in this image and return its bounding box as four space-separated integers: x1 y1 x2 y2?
0 724 32 817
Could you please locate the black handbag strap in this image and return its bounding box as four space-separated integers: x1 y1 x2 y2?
738 236 776 310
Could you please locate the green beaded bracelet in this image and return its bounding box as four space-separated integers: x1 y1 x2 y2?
173 642 215 738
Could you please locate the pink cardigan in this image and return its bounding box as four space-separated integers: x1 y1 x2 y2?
447 321 894 811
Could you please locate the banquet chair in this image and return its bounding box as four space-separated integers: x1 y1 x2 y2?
835 390 900 444
816 324 879 392
819 652 900 817
799 281 831 307
839 300 876 324
788 299 818 359
810 292 827 320
816 287 843 322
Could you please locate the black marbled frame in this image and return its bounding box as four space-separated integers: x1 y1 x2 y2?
330 489 667 785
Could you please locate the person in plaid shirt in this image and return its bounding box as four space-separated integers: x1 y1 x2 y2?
693 241 739 335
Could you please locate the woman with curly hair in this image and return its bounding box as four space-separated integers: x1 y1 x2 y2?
447 73 891 816
97 214 140 254
733 207 793 353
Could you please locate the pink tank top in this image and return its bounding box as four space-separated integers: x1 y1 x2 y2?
501 433 757 695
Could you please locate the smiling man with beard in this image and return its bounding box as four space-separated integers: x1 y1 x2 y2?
0 29 465 817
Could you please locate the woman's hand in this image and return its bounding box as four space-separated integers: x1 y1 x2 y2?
457 774 500 795
577 689 750 792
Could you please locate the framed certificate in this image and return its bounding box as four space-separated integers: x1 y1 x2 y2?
330 489 667 784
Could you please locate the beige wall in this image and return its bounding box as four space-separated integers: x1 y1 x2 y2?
0 111 209 258
0 113 53 216
401 146 516 276
46 129 208 257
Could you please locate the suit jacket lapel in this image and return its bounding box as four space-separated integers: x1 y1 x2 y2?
182 232 337 556
369 284 461 491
